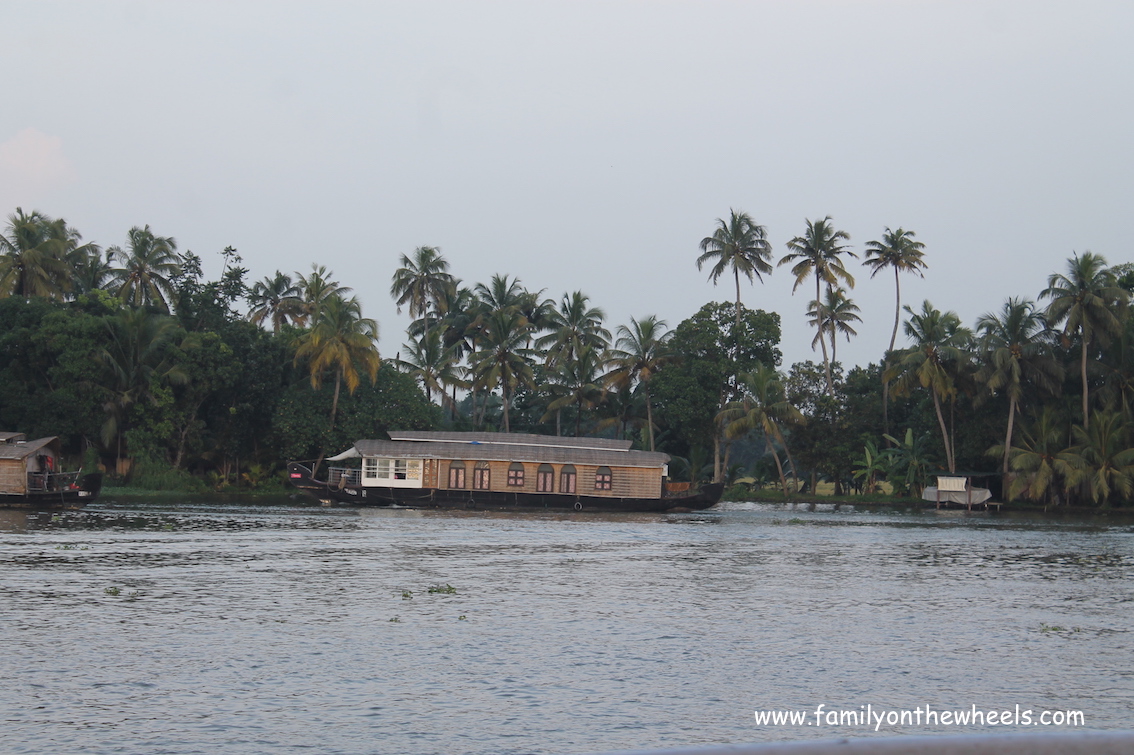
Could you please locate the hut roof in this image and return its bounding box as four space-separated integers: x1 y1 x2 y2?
354 436 668 469
0 437 57 460
0 432 27 443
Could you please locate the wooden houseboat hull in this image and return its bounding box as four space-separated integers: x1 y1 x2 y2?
288 463 722 513
0 472 103 510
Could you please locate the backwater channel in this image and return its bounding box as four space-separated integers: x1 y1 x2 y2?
1 499 1132 755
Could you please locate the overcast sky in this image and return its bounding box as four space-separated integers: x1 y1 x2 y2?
3 1 1131 370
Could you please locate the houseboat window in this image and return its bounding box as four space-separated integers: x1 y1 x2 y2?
407 460 422 480
536 464 554 492
507 462 525 487
595 466 613 491
394 459 408 480
559 465 577 494
375 459 392 479
473 461 491 490
448 460 466 489
363 458 379 480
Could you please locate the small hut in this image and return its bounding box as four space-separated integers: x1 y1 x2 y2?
0 434 64 495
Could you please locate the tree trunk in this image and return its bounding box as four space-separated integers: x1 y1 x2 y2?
816 278 834 397
722 439 732 484
1002 395 1017 497
734 267 742 333
329 370 342 432
932 388 954 473
502 381 510 433
1081 337 1090 429
883 269 902 440
767 437 788 497
713 433 721 483
645 384 656 452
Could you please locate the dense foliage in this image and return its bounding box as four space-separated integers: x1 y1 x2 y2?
2 208 1133 507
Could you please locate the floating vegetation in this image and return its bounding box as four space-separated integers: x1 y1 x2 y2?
55 544 89 551
104 586 121 596
1040 623 1082 634
401 590 413 600
127 591 141 599
388 617 401 623
428 584 456 594
458 615 467 621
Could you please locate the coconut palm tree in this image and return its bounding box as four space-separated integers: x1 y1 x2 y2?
247 271 307 333
863 227 927 432
975 297 1063 484
1041 252 1129 429
997 407 1077 505
293 294 380 435
884 300 972 473
779 216 856 397
108 226 182 312
0 208 89 299
99 307 189 473
605 315 672 452
72 247 115 296
697 209 774 330
1065 410 1134 506
468 308 536 433
390 246 453 337
807 286 861 368
535 291 610 368
396 327 462 411
716 363 804 496
297 264 352 324
542 345 607 437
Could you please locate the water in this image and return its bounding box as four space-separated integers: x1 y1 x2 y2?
1 500 1132 754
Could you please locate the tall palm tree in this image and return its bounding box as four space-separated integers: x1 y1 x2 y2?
1041 251 1129 429
605 315 672 452
697 209 774 331
535 291 609 367
863 227 927 433
390 246 453 337
0 208 88 299
72 246 115 296
1065 410 1134 506
396 327 461 411
247 271 307 333
542 345 607 437
975 297 1063 484
779 216 856 397
108 225 182 312
716 364 804 496
468 308 536 433
884 300 972 473
293 295 380 435
297 264 352 324
807 286 861 368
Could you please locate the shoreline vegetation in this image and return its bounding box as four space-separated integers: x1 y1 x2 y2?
3 208 1134 508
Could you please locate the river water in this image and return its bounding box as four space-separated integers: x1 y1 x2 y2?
1 499 1131 755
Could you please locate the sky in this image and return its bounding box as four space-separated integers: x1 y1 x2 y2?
2 1 1132 370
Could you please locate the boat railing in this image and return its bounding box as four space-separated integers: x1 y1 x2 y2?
26 470 81 493
328 467 361 487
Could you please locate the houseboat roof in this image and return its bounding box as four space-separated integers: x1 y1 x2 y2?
0 432 28 443
386 430 634 452
0 436 57 460
354 433 669 469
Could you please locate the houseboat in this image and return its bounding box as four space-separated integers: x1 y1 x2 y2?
287 430 723 513
0 433 103 508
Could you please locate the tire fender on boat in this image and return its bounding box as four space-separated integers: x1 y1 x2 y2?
573 501 582 511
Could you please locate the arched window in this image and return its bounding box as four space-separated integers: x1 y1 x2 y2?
507 462 525 487
536 464 554 492
595 466 613 491
448 460 466 489
559 464 577 494
473 461 491 490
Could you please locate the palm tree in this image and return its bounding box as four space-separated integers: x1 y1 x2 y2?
1065 410 1134 506
535 291 610 367
72 246 115 296
390 246 453 336
1041 252 1129 429
779 216 856 396
975 297 1063 484
297 264 352 324
99 307 189 473
998 408 1076 505
468 308 536 433
542 345 607 437
716 364 804 496
863 227 927 432
697 209 774 330
884 300 972 473
108 226 182 312
807 286 861 368
293 295 380 435
605 315 672 452
0 208 88 299
247 271 307 333
396 327 462 411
